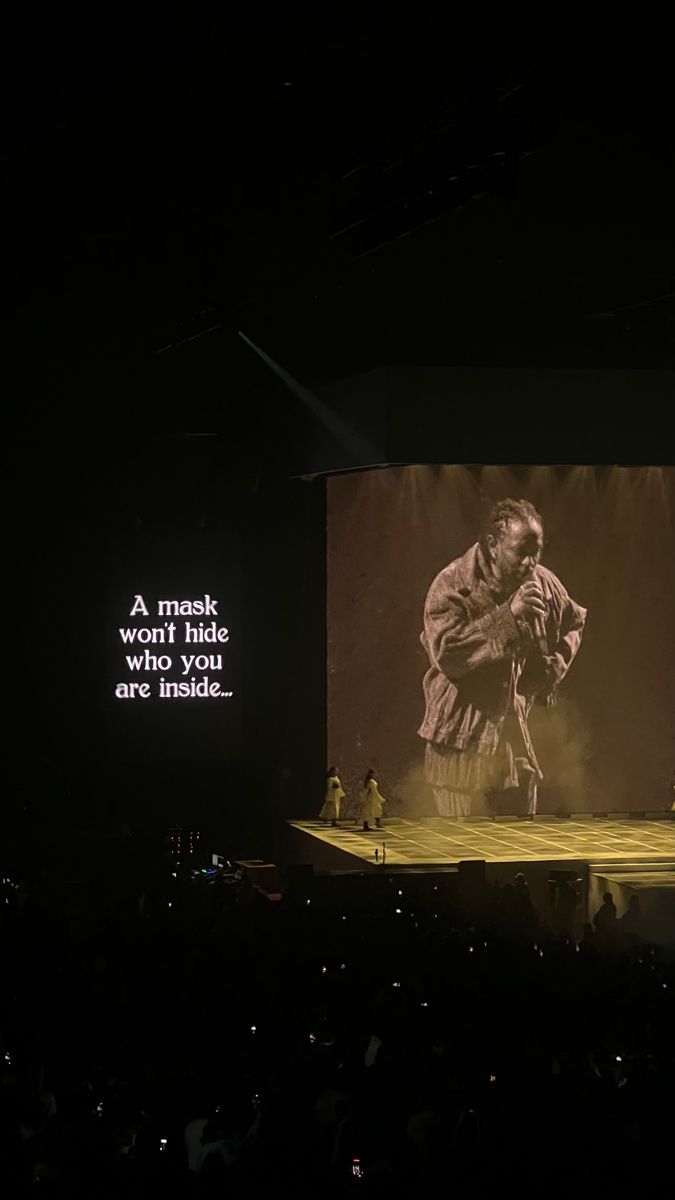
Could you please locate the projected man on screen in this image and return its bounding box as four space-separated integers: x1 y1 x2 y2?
418 499 586 817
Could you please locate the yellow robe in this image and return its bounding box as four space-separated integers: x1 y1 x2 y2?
362 778 386 823
320 775 345 820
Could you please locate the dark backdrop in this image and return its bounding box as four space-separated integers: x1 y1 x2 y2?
12 438 326 840
10 366 674 837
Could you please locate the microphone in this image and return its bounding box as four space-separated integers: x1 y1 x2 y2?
532 610 556 705
514 577 548 655
532 610 549 658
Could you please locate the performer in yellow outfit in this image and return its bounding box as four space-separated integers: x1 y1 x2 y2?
361 768 386 831
320 767 346 826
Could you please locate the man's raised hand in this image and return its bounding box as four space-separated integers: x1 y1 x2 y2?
510 581 547 621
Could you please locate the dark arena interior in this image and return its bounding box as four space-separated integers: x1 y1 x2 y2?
3 13 675 1198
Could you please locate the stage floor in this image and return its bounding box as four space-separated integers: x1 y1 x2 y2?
289 816 675 867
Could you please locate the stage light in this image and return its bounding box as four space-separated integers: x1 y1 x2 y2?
340 963 346 970
395 908 402 914
250 1025 257 1034
421 1001 429 1008
238 330 373 461
392 981 401 988
398 889 403 896
322 966 327 974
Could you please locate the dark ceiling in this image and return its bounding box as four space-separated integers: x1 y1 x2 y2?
3 8 674 452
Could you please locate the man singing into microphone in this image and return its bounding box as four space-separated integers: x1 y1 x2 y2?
418 499 586 817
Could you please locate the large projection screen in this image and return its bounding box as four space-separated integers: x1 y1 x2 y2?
327 466 674 816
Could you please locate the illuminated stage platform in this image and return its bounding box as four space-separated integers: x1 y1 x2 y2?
288 815 675 870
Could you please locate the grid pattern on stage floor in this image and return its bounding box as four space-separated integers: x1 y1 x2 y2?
289 816 675 865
